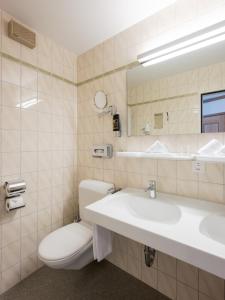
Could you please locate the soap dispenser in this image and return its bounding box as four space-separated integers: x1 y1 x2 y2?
113 113 121 137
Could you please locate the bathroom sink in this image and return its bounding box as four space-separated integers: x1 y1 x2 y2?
90 189 181 225
84 187 225 280
127 195 181 224
200 214 225 245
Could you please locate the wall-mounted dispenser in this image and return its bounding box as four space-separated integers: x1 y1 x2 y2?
92 144 113 158
113 113 121 137
4 179 26 212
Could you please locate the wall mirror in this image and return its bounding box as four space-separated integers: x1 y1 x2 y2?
127 38 225 136
94 91 108 112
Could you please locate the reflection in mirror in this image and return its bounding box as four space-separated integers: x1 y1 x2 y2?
201 90 225 133
127 38 225 136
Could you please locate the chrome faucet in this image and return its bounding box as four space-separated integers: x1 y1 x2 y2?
146 180 157 199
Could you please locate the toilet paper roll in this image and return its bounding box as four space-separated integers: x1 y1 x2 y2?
5 179 26 197
6 196 25 212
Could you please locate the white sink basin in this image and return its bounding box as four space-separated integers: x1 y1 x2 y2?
200 214 225 245
128 195 181 224
92 190 181 225
84 187 225 279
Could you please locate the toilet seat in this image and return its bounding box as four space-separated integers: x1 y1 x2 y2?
38 222 93 263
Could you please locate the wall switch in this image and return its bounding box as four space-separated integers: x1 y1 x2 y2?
192 161 205 173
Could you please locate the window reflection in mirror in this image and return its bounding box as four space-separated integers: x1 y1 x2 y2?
201 90 225 133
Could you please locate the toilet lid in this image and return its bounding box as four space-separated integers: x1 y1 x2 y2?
39 222 93 261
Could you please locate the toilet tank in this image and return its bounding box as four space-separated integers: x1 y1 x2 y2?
79 180 114 221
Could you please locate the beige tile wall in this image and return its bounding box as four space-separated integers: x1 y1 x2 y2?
77 1 225 299
108 235 224 300
77 1 225 84
0 10 77 293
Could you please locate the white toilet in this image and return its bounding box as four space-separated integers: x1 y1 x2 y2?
38 179 114 270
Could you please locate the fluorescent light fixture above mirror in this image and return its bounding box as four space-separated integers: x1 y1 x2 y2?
138 20 225 67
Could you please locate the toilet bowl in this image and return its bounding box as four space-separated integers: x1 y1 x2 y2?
38 180 114 270
38 221 93 269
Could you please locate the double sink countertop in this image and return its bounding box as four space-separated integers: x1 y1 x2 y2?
84 188 225 279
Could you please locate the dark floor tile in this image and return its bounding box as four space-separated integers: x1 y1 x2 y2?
0 261 170 300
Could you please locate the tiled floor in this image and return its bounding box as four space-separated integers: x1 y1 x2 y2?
0 261 169 300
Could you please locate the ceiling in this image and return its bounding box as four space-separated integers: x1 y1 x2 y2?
0 0 175 55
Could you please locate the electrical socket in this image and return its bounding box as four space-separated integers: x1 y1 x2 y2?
192 161 205 173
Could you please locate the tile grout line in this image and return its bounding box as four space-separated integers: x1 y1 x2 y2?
36 62 39 271
0 50 137 88
19 44 22 282
77 61 138 87
0 24 3 292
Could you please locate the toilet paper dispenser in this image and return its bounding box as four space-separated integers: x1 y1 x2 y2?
5 179 26 197
4 179 26 212
92 144 113 158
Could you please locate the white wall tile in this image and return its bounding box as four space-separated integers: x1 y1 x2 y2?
0 9 77 294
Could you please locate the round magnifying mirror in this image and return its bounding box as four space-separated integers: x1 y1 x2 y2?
94 91 107 111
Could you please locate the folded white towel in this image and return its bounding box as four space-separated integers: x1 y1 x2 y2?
145 140 169 153
215 145 225 156
198 139 223 155
93 224 112 262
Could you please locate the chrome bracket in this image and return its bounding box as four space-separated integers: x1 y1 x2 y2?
74 215 81 223
107 187 122 194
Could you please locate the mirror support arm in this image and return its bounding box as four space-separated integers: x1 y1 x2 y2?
98 104 117 116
